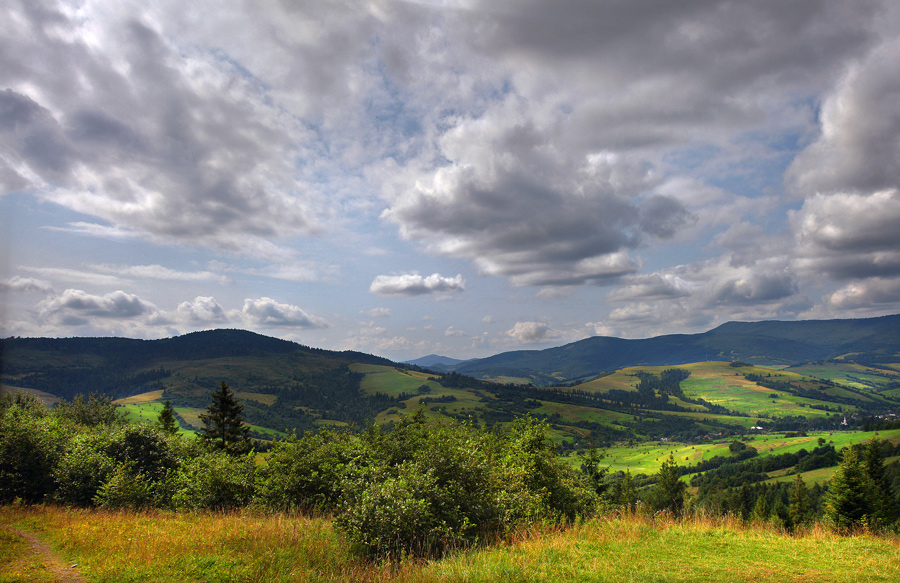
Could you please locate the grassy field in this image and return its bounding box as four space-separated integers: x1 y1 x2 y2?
596 428 900 477
2 505 899 583
787 362 900 391
573 362 854 418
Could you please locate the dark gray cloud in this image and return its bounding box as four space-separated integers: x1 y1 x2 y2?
38 289 160 325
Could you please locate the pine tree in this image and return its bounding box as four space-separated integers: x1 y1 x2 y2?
199 382 250 455
789 473 811 530
651 454 687 517
863 438 897 528
157 400 179 434
825 446 871 530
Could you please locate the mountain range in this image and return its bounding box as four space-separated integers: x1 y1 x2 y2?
2 315 899 441
429 314 900 385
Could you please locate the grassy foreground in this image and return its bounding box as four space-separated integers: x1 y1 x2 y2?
2 505 899 583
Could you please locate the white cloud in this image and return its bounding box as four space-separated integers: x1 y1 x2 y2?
176 296 227 323
826 278 900 310
506 321 560 344
444 326 466 337
363 307 392 318
0 276 53 294
369 273 466 297
234 297 329 329
92 264 231 284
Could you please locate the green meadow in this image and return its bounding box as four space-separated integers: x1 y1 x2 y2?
3 506 899 583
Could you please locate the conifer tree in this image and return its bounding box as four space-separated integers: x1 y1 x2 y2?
863 438 897 528
825 446 870 530
651 454 686 517
199 382 250 455
789 473 812 529
157 400 179 434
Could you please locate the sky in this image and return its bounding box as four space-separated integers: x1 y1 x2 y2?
3 0 900 362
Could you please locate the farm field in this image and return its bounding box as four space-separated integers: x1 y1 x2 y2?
597 428 900 477
787 362 900 391
2 505 900 583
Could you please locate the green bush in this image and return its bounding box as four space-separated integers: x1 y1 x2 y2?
335 414 596 558
54 430 117 506
0 395 63 503
255 430 357 513
173 450 256 510
94 462 154 510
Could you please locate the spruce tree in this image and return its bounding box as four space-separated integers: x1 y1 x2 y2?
863 438 897 528
157 400 179 434
199 382 250 455
825 446 870 530
651 454 687 517
789 473 811 529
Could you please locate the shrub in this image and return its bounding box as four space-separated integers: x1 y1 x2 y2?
173 450 256 510
0 395 63 503
94 462 154 510
54 430 117 506
335 414 596 559
255 430 358 513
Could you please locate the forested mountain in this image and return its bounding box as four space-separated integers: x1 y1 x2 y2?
447 314 900 384
2 316 899 441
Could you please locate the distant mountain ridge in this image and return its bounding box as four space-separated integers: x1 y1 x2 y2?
443 314 900 385
404 354 471 368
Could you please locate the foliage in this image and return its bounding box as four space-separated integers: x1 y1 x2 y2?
255 430 357 513
172 449 256 510
94 462 154 510
650 454 686 517
53 429 118 506
826 439 898 531
335 413 596 558
198 382 251 455
53 392 125 426
0 394 63 503
157 399 179 433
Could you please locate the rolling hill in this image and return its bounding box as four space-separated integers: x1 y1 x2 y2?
2 316 899 443
444 314 900 384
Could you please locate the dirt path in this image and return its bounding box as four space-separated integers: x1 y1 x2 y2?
7 527 87 583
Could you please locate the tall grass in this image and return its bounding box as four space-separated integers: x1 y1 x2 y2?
2 505 899 583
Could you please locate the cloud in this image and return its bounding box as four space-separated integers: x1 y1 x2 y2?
826 278 900 310
1 4 326 257
235 298 329 329
791 190 900 279
607 273 692 302
93 264 231 284
506 321 560 344
369 273 466 297
0 276 53 294
38 289 161 325
176 296 228 323
788 39 900 197
444 326 467 337
362 307 392 318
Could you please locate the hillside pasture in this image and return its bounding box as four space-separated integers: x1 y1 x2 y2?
787 362 900 391
599 428 900 478
353 363 443 398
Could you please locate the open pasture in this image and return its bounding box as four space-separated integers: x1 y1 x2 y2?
787 362 900 390
600 428 900 477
